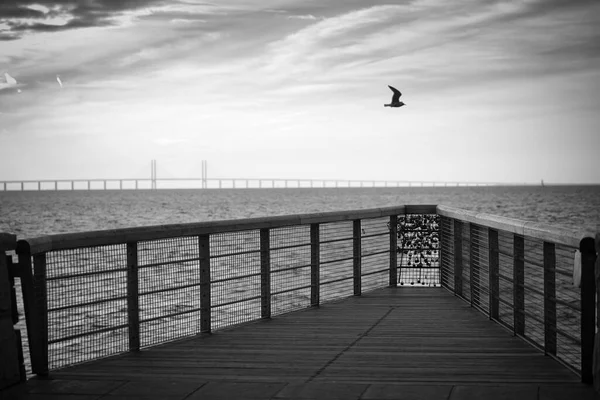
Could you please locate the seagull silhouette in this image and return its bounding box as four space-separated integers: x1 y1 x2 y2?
384 85 405 108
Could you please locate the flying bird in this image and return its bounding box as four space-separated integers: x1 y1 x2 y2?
384 85 405 108
56 75 63 88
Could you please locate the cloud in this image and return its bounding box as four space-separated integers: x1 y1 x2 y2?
256 0 600 94
286 14 318 21
0 0 167 37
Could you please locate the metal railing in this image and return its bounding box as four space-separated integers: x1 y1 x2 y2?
6 204 597 384
12 205 438 374
437 205 597 383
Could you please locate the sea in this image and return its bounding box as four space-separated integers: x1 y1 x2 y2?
1 185 600 238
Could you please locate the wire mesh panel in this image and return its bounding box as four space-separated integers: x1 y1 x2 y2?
497 230 515 331
45 245 128 369
522 237 545 351
555 243 582 373
396 214 440 287
210 231 262 330
470 224 490 314
319 221 354 303
270 225 312 316
460 222 471 302
439 216 454 290
138 237 201 348
360 217 390 292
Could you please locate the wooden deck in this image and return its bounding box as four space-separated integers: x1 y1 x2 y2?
3 287 598 399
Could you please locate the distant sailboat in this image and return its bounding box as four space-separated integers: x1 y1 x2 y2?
541 179 545 187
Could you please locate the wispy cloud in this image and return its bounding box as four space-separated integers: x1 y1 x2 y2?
286 14 318 21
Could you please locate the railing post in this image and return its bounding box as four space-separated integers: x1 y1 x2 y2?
17 240 49 376
0 234 22 388
580 236 597 385
594 234 600 392
260 228 271 319
543 241 557 356
16 243 40 375
353 219 361 296
32 253 48 374
389 215 398 287
126 242 140 351
454 220 463 297
199 234 211 333
310 224 320 307
488 229 499 320
513 234 525 336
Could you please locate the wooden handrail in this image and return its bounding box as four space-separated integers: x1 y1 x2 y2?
437 205 594 248
18 205 437 254
0 233 17 249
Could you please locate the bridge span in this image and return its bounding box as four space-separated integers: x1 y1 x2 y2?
0 159 527 190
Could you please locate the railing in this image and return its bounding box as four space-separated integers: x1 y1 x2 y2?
12 205 438 374
6 204 597 384
437 205 597 383
0 233 25 388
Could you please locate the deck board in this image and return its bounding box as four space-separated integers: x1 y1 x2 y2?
4 287 598 399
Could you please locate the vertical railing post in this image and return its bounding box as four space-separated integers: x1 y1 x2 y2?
513 235 525 336
310 224 320 307
32 253 48 374
454 220 463 297
488 229 499 320
389 215 398 287
17 242 49 376
439 216 447 290
16 242 43 375
260 228 271 319
353 220 361 296
580 237 597 385
543 241 556 356
199 234 211 333
126 242 140 351
0 234 22 387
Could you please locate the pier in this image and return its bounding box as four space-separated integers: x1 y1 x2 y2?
1 205 598 398
0 160 526 190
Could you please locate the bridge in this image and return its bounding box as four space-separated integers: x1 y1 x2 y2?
1 205 598 398
0 160 530 190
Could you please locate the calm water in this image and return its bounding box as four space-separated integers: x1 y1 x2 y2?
1 186 599 238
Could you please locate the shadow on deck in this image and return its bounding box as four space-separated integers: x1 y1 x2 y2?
3 288 598 399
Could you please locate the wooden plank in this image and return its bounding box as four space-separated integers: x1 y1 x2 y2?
22 206 422 253
49 288 579 386
0 233 16 249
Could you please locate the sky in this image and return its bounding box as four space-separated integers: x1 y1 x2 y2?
0 0 599 184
